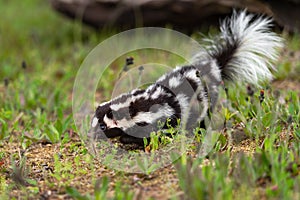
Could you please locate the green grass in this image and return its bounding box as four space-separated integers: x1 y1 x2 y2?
0 0 300 199
175 89 300 200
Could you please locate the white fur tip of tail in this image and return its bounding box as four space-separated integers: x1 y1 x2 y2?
223 10 284 84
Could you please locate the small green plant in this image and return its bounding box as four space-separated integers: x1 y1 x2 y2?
50 153 75 189
66 176 134 200
175 152 233 200
0 109 12 139
136 153 160 175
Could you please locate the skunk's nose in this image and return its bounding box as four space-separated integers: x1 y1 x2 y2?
87 124 107 141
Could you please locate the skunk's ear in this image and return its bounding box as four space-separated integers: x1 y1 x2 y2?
94 102 100 109
91 116 98 128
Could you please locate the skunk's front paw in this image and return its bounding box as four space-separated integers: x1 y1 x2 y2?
120 134 146 146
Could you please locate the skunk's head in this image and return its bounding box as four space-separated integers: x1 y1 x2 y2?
91 102 125 139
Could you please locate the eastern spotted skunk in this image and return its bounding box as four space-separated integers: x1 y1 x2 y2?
90 11 283 145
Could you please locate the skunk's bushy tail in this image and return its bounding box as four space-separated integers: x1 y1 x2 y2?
197 10 283 85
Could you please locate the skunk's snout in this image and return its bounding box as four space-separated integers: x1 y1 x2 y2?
87 125 106 140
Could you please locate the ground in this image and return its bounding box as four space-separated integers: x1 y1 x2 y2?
0 0 299 199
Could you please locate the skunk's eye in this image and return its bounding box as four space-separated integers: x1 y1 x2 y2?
99 123 107 131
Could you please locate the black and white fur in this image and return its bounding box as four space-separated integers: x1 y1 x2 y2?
90 11 283 145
